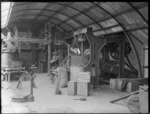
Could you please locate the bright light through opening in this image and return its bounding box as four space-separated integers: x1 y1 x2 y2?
1 2 14 28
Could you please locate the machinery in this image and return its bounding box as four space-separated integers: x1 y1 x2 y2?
68 27 138 87
1 32 26 82
1 32 19 68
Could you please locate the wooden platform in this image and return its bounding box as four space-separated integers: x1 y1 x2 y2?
1 67 26 82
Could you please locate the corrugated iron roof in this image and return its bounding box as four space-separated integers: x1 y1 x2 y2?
1 2 148 44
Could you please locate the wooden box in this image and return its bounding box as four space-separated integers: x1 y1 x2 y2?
68 81 77 95
77 82 89 96
110 78 123 90
77 72 91 83
70 71 78 81
70 66 83 81
139 86 148 113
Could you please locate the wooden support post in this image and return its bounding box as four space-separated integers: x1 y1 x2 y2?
5 73 8 81
119 38 125 78
8 73 11 82
32 49 36 63
30 76 33 95
47 23 51 76
68 45 71 67
143 45 148 78
48 43 51 76
19 42 20 53
14 26 20 53
39 51 43 73
81 42 83 56
81 41 84 69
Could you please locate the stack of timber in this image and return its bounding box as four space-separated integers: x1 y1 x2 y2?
110 78 148 92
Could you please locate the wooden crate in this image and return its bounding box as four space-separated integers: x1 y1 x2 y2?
110 78 123 90
70 71 78 81
139 86 148 113
77 72 91 83
68 81 77 95
70 66 83 81
77 82 89 96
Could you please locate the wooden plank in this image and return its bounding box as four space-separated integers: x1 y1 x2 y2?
3 37 51 44
2 67 25 70
110 90 139 103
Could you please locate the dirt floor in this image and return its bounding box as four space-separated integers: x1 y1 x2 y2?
1 73 132 113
